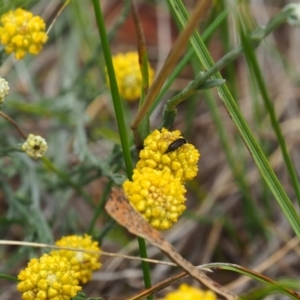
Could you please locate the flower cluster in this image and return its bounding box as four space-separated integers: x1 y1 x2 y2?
50 235 101 284
107 51 155 101
123 128 200 230
0 8 48 59
0 78 9 105
22 134 48 159
17 235 101 300
17 254 81 300
161 284 217 300
137 128 200 182
123 167 186 230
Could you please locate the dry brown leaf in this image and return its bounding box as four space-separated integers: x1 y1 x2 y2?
105 188 240 300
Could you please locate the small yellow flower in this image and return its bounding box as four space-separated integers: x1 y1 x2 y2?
123 167 186 230
0 78 9 104
51 235 101 284
137 128 200 182
22 134 48 159
108 51 155 101
17 254 81 300
0 8 48 59
162 284 217 300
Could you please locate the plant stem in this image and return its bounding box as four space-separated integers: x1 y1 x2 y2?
0 111 27 139
131 0 150 145
91 2 153 297
91 0 133 179
131 0 211 133
87 180 114 235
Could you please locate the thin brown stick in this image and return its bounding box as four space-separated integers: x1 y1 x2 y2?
0 240 174 267
127 271 188 300
131 0 211 132
131 0 150 150
131 0 149 96
0 111 27 139
46 0 70 35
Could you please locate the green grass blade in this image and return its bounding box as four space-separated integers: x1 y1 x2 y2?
168 0 300 239
239 21 300 208
204 90 265 233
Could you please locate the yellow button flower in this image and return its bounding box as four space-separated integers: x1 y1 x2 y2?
50 235 101 284
0 8 48 59
137 128 200 182
123 167 187 230
17 254 81 300
22 134 48 159
162 284 217 300
107 51 155 101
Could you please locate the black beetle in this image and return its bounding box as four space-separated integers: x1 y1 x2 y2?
165 138 187 154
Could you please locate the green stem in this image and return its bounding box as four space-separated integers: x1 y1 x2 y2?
0 273 18 282
87 181 114 235
137 237 153 298
91 1 153 297
91 0 133 179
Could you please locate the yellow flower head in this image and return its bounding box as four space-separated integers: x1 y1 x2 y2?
17 254 81 300
123 167 187 230
137 128 200 182
162 284 217 300
108 51 155 101
50 234 101 284
22 134 48 159
0 8 48 59
0 77 9 104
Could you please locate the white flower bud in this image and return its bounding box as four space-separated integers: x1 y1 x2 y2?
0 78 9 104
285 4 300 26
22 134 48 159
